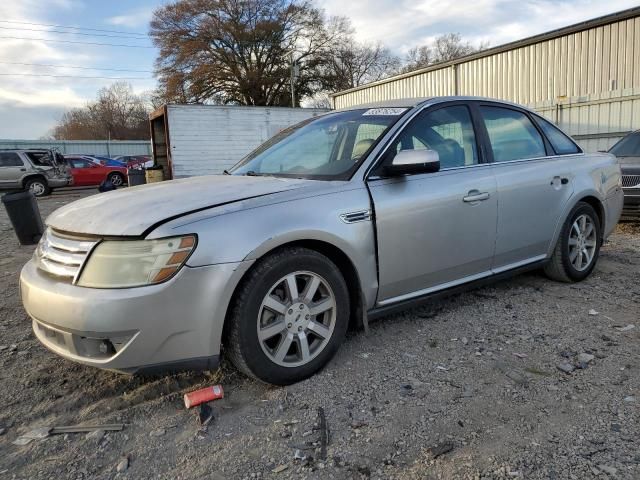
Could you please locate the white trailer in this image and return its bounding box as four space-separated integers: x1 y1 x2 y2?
150 105 329 179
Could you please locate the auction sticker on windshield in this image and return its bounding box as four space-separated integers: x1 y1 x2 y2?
362 108 407 116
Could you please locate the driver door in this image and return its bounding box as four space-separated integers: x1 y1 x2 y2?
367 103 498 304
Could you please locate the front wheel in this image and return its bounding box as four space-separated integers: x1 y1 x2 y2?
107 172 124 187
544 202 601 282
225 247 350 385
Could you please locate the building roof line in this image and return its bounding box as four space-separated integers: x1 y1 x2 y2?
331 6 640 98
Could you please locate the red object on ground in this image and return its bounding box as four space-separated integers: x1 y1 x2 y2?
184 385 224 409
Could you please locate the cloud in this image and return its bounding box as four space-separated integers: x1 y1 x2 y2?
106 7 154 29
0 100 66 139
0 0 155 138
321 0 640 53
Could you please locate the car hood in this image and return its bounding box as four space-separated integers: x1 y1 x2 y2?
46 175 311 236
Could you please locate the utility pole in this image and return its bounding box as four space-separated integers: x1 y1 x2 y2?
290 54 299 108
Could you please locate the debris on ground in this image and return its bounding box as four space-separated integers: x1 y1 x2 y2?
198 403 215 427
316 407 328 461
557 362 575 374
588 309 599 316
116 456 129 473
184 384 224 409
577 353 595 364
12 423 124 445
615 324 636 332
428 441 455 459
272 464 288 473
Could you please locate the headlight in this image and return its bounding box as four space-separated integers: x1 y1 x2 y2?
77 235 196 288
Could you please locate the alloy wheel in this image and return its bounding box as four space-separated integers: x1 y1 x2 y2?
257 271 336 368
29 181 46 196
109 174 123 186
568 214 597 271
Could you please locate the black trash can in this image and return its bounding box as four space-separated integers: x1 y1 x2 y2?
2 191 44 245
127 168 146 186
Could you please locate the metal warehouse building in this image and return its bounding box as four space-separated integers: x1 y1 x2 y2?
331 7 640 152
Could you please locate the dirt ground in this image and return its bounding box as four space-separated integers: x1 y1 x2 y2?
0 190 638 480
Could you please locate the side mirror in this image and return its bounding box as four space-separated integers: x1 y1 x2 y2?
384 149 440 176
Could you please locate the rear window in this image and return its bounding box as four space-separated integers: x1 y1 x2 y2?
534 116 581 155
609 132 640 157
479 106 546 162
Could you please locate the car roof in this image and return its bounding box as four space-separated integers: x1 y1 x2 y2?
336 96 538 113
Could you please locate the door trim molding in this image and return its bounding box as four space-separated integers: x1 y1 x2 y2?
377 254 547 307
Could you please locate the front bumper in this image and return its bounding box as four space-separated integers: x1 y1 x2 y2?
20 259 252 373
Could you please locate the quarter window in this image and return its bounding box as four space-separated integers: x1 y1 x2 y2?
0 152 23 167
480 106 546 162
534 116 581 155
387 105 478 169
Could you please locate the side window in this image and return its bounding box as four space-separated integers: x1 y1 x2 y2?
534 116 581 155
387 105 478 169
70 158 90 168
480 106 546 162
0 152 24 167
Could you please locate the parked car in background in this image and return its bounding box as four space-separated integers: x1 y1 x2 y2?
63 155 128 187
74 154 127 168
113 155 153 169
608 130 640 219
21 97 623 385
0 149 71 196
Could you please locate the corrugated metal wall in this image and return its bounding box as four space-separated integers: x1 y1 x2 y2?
0 139 151 156
332 12 640 152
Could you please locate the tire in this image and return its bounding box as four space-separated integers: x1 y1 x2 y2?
225 247 350 385
107 172 125 187
544 202 601 282
24 177 50 197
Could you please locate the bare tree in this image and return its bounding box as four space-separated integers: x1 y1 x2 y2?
403 33 488 72
150 0 352 106
321 40 400 91
52 82 149 140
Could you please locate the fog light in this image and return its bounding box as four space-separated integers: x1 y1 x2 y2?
98 340 115 356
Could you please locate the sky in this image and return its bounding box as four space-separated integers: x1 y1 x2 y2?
0 0 638 139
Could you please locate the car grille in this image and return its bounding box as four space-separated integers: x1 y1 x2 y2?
34 228 99 283
622 174 640 188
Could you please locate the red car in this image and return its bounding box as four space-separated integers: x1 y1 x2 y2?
64 155 128 187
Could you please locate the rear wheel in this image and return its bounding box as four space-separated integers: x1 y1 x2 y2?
107 172 124 187
225 247 350 385
544 202 601 282
25 178 50 197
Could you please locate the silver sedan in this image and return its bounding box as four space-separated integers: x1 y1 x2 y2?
20 97 623 385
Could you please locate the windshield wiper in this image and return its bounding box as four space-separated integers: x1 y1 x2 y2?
223 169 231 175
244 170 262 176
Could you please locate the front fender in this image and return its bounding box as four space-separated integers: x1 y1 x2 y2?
149 187 379 309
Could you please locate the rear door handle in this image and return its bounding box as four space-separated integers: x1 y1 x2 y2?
463 191 490 203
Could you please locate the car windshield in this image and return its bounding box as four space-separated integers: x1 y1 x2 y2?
230 108 408 180
609 132 640 157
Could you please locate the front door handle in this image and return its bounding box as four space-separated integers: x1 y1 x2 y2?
463 191 490 203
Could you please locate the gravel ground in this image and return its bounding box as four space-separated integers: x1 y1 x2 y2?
0 191 638 480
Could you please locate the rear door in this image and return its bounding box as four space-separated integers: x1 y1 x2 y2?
368 103 498 304
0 152 26 187
476 104 578 271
